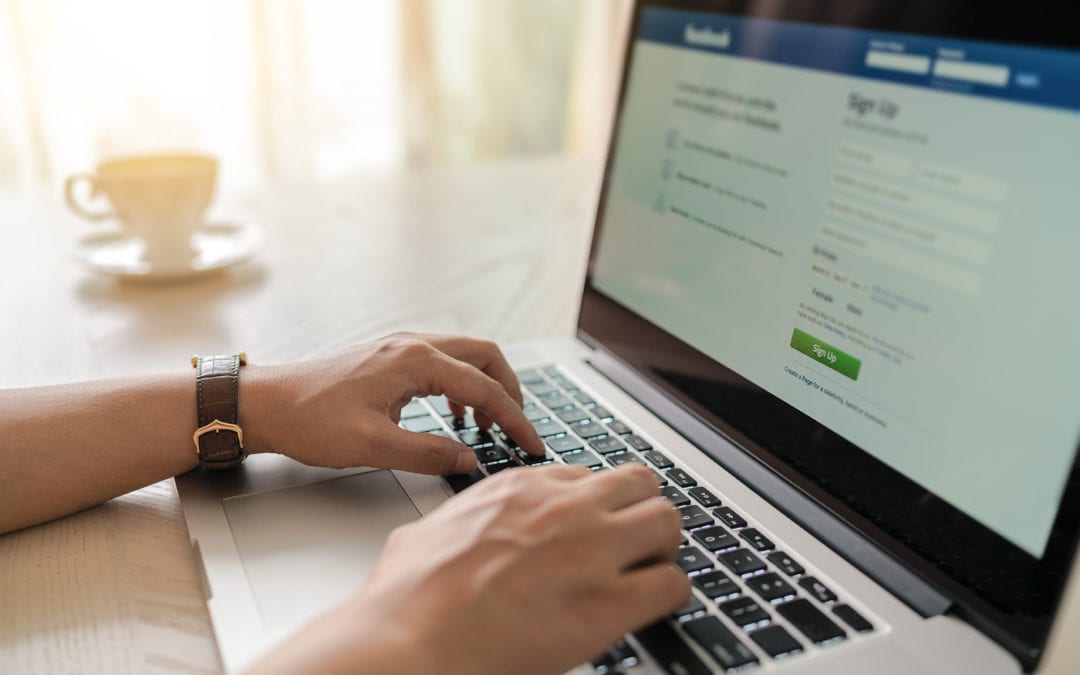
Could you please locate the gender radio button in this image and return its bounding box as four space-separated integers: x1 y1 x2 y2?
789 328 861 381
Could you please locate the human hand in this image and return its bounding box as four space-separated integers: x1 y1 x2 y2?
261 463 689 675
242 333 544 474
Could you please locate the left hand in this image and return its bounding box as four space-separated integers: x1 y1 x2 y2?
241 332 544 474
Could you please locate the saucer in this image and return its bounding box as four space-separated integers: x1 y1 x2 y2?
73 223 265 281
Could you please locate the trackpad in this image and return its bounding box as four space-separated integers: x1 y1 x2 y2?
222 469 421 629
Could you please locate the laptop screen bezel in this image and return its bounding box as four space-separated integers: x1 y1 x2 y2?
577 0 1080 669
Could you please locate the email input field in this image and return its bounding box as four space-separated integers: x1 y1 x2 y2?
865 50 931 75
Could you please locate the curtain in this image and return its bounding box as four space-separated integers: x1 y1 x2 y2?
0 0 629 195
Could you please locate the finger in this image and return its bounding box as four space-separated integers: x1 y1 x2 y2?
607 496 682 570
422 353 545 455
420 334 526 409
448 399 467 419
473 408 493 430
609 563 691 631
531 462 593 481
365 419 477 475
585 463 661 511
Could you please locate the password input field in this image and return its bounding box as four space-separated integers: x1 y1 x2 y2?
865 50 931 75
932 59 1010 87
824 196 992 265
820 220 982 295
830 170 1001 236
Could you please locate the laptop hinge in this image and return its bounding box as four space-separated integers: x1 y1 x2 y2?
587 346 952 618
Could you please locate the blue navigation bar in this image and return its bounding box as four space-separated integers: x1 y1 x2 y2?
638 7 1080 113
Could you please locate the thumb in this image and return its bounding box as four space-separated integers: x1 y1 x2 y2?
369 420 478 475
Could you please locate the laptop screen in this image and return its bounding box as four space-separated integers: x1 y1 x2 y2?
592 5 1080 559
584 2 1080 665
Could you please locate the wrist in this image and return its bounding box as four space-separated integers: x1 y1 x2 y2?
237 363 284 456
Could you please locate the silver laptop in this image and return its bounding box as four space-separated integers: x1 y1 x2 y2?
178 2 1080 672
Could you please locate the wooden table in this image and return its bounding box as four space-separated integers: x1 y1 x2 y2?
0 158 597 673
1 157 1078 674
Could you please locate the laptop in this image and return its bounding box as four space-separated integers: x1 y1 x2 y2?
177 1 1080 672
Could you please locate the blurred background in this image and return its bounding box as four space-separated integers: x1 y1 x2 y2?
0 0 632 194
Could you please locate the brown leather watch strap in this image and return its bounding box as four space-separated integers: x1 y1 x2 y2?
193 353 246 470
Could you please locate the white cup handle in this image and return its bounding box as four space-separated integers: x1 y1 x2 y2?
64 173 116 222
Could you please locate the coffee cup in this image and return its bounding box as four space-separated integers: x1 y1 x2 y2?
64 153 218 270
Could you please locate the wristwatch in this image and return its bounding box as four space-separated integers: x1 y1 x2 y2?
191 352 248 470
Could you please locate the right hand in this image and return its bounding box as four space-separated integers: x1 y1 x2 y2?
255 463 690 674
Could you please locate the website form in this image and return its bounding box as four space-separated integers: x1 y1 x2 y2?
592 8 1080 557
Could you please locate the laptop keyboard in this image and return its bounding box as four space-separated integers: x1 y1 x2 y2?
401 365 878 673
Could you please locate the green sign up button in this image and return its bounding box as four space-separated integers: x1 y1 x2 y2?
790 328 861 381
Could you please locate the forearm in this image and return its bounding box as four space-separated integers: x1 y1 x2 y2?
0 366 277 534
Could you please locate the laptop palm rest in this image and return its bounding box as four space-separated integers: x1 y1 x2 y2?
221 469 422 630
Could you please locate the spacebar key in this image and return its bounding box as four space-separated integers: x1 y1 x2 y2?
634 621 711 675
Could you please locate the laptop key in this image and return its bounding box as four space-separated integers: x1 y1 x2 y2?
606 420 632 435
767 551 805 577
799 576 838 604
777 599 846 645
427 396 453 417
541 394 575 411
592 640 639 674
555 407 590 424
514 369 544 385
400 399 429 419
687 486 722 508
833 604 874 633
545 435 584 454
749 625 803 659
746 573 797 604
740 528 774 552
484 460 515 474
661 486 691 507
634 621 711 675
514 448 552 466
677 505 714 530
450 412 478 431
522 402 550 422
675 546 712 573
590 406 614 421
573 391 597 406
562 449 603 468
443 468 485 493
672 593 708 620
643 450 673 468
474 446 510 464
714 506 747 529
682 616 758 671
401 415 443 433
531 419 567 438
692 525 737 552
625 434 653 451
589 436 627 454
718 596 770 629
457 429 496 447
607 452 645 468
666 468 697 488
692 570 740 601
572 419 608 439
717 548 766 576
526 381 557 396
